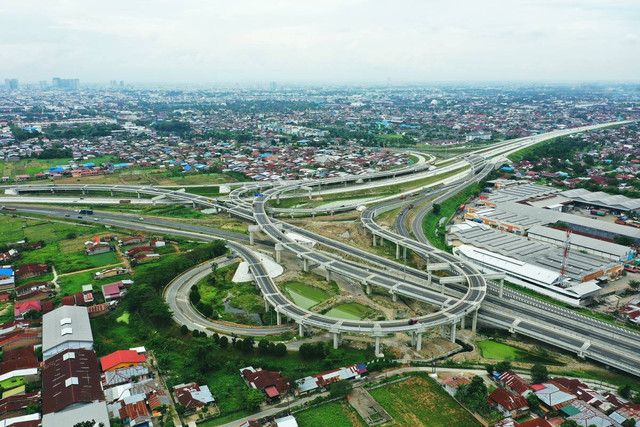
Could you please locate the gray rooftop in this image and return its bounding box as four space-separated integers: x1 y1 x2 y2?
42 401 109 427
450 222 617 282
484 183 561 205
527 224 634 258
42 306 93 356
561 188 640 212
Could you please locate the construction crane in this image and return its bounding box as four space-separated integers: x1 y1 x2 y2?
559 228 572 285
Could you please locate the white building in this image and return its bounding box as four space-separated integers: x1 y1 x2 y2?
453 244 601 306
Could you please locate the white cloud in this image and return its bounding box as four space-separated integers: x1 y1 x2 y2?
1 0 638 83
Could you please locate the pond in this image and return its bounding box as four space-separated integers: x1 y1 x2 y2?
324 303 369 320
282 282 330 310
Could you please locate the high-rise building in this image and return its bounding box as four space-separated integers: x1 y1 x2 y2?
4 79 18 90
39 80 48 89
52 77 79 90
270 81 277 91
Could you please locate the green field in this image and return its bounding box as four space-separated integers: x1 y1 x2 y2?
296 401 364 427
325 302 370 320
370 375 482 427
0 216 96 244
0 155 116 177
476 340 560 365
282 282 331 309
21 245 121 275
58 267 132 296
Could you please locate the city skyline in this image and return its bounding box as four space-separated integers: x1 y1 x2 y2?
2 0 639 84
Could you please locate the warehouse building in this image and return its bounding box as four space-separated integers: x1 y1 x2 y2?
560 188 640 214
527 225 635 262
467 201 640 244
42 306 93 361
449 222 622 283
453 244 601 306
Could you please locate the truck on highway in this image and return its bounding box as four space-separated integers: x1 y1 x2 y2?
77 209 93 215
119 200 131 204
0 206 16 211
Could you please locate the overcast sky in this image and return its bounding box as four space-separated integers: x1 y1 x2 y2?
2 0 639 84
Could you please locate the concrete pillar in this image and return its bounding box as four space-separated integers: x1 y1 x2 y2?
192 201 196 208
110 190 114 197
411 332 416 346
365 282 371 295
249 231 254 246
308 189 312 200
499 278 504 299
372 234 377 246
392 293 398 302
375 336 380 355
275 248 282 263
396 243 400 259
461 315 466 330
472 309 478 333
298 323 304 337
441 282 445 294
276 194 280 205
427 273 432 286
137 192 140 199
276 311 282 325
333 332 340 349
302 258 309 272
416 332 423 351
325 269 332 282
264 298 269 312
441 325 447 338
450 322 456 343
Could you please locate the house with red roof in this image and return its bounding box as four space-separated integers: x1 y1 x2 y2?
100 349 146 372
14 300 41 320
102 281 125 301
241 366 288 402
174 382 215 411
14 263 49 280
489 388 529 418
118 400 151 426
496 371 530 396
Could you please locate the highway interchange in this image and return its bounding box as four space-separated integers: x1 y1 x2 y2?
2 120 640 376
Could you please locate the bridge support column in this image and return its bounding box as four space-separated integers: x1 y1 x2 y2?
391 293 398 302
192 201 196 208
499 279 504 299
302 258 309 272
450 322 456 343
325 269 332 282
411 332 416 347
372 234 377 246
308 189 312 200
264 298 269 312
427 273 432 286
298 323 304 337
365 282 371 295
276 311 282 325
137 192 141 199
249 232 254 245
441 325 447 338
276 194 280 205
82 188 86 195
441 282 445 294
416 332 422 351
396 243 400 260
461 315 466 330
333 332 341 349
472 309 478 333
375 336 381 355
275 244 283 263
110 190 114 197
